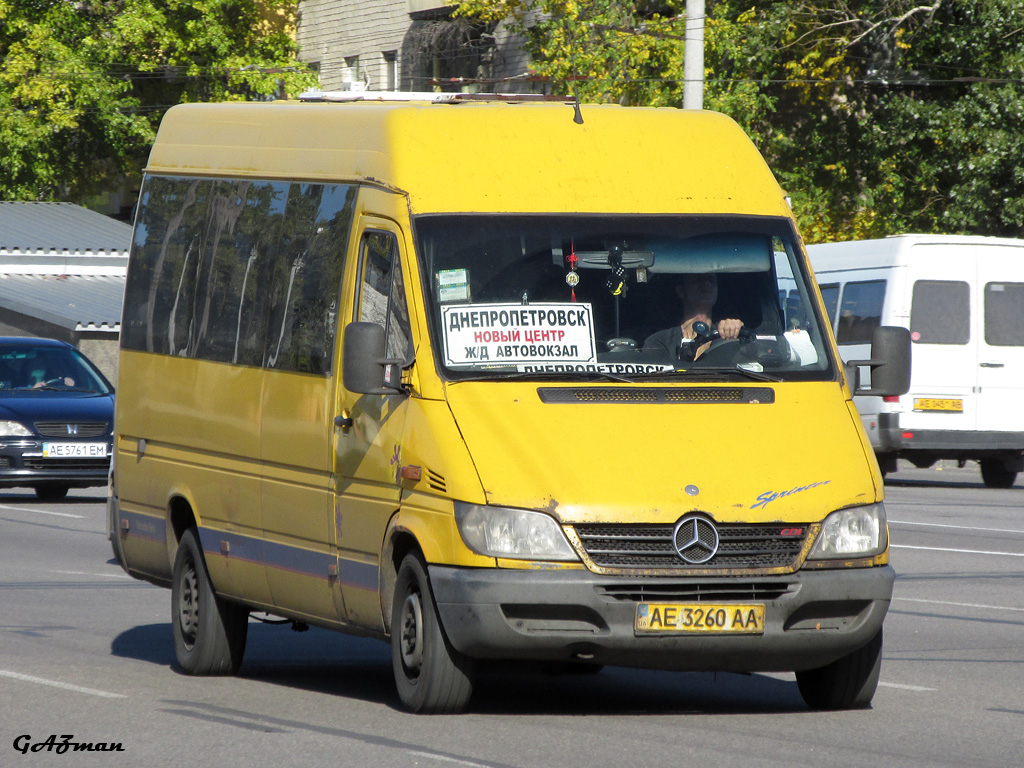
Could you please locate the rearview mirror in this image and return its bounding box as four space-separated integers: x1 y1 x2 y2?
342 322 406 395
845 326 911 397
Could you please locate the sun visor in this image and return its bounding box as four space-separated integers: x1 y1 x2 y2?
648 234 773 273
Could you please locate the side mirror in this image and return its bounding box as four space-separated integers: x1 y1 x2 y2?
342 322 406 395
845 326 911 397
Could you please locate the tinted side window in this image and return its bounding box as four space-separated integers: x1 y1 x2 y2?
985 282 1024 346
265 184 354 373
911 280 969 344
124 175 356 375
122 177 210 355
836 280 886 345
818 283 840 329
192 180 287 365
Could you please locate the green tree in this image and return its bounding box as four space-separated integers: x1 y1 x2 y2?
452 1 1024 240
0 0 317 202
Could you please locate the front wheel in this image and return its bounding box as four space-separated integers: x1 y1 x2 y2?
171 528 248 675
391 552 474 714
796 628 882 710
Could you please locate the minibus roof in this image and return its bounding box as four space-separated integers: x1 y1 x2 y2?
146 97 790 217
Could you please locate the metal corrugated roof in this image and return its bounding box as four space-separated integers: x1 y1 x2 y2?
0 202 133 253
0 274 125 332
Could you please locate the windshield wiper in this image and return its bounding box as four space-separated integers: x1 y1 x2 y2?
450 370 636 384
16 386 102 393
689 366 783 383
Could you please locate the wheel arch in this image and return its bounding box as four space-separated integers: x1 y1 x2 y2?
166 494 199 566
381 524 422 636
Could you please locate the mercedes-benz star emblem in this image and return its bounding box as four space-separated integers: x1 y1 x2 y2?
672 514 720 564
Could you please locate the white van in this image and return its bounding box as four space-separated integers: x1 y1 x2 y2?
806 234 1024 487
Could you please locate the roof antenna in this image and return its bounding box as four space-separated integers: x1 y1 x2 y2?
569 23 583 124
572 81 584 125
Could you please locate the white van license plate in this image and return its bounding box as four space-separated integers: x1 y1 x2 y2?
635 603 765 634
42 442 109 458
914 398 963 412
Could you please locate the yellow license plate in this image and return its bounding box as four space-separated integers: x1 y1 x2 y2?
635 603 765 634
913 398 963 412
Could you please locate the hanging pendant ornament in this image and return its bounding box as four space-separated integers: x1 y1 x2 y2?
566 242 580 302
606 262 627 296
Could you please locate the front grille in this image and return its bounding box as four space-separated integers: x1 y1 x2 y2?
572 522 808 570
538 387 774 404
34 421 109 438
597 581 796 602
23 457 111 471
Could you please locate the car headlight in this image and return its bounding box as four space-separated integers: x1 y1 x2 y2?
0 420 31 437
808 502 888 559
455 502 578 561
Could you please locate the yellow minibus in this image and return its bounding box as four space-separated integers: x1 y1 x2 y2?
109 93 910 713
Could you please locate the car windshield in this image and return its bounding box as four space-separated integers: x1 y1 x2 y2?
0 345 113 393
415 214 834 382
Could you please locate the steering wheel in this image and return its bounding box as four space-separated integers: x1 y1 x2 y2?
679 321 753 364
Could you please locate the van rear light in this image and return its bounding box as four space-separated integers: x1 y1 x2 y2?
902 432 914 439
883 396 900 403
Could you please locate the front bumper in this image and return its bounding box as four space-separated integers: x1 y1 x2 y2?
430 564 894 673
0 439 112 488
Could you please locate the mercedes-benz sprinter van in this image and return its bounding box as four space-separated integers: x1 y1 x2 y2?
109 93 909 713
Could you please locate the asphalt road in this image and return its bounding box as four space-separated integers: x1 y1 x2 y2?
1 463 1022 768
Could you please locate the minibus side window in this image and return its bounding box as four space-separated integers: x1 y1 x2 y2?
264 183 355 374
836 280 885 345
984 282 1024 346
356 231 413 363
911 280 969 344
123 176 211 355
818 284 840 330
192 179 288 365
124 175 356 374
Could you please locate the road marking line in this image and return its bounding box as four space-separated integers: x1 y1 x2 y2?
891 544 1024 558
0 504 84 519
409 752 498 768
893 597 1024 614
55 570 131 579
878 682 936 692
0 670 126 699
890 519 1024 535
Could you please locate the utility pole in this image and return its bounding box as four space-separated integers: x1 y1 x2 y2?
683 0 705 109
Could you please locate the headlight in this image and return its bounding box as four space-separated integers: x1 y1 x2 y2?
455 502 578 561
0 420 31 437
808 502 888 559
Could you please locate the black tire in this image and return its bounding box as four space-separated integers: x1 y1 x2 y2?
796 629 883 711
34 484 69 502
171 528 248 675
980 458 1017 489
391 552 474 714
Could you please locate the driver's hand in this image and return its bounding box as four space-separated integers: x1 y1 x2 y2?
717 318 743 339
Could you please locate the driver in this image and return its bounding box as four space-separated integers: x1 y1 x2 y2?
643 272 743 360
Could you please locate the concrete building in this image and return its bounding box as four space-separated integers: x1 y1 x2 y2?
297 0 535 94
0 202 130 382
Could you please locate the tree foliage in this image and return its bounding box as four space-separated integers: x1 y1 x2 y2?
452 1 1024 241
0 0 317 202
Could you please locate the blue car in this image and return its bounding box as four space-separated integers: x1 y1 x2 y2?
0 338 114 501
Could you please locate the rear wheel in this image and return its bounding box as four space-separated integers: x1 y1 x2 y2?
391 552 474 713
796 629 883 710
34 484 69 502
980 458 1017 489
171 528 248 675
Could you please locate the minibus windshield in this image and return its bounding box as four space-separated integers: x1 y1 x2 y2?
416 214 834 382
